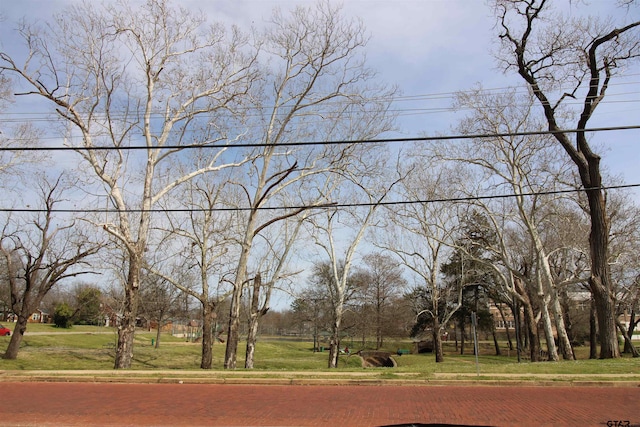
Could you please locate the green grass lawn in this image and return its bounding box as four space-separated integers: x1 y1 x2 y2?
1 324 638 376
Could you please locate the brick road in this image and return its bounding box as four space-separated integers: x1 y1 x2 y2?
0 382 638 426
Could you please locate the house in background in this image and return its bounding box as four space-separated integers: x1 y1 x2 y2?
490 291 640 342
27 309 51 323
101 303 121 328
3 309 52 324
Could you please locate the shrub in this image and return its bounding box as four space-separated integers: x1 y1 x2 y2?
53 302 74 328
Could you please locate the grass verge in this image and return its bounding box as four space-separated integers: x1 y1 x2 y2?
0 326 638 382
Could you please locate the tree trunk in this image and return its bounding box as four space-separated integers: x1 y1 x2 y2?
516 192 560 362
459 317 465 355
498 303 513 351
154 323 161 349
245 315 259 369
114 309 137 368
114 262 141 369
433 318 444 363
224 288 242 370
589 298 598 360
328 333 340 368
516 278 540 361
591 280 620 359
616 319 639 358
513 299 522 362
453 327 458 352
491 321 501 356
328 316 342 368
523 304 540 362
623 309 638 354
200 302 216 369
520 307 529 351
2 314 28 360
375 304 383 350
245 274 263 369
225 211 256 370
538 294 558 361
550 291 574 360
616 320 640 357
559 287 576 359
538 252 573 360
583 171 620 359
224 252 249 370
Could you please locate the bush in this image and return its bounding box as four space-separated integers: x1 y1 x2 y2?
53 302 74 328
72 285 103 325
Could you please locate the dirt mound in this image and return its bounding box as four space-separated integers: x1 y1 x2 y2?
356 350 397 368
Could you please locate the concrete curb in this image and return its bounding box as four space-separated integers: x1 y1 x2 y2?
1 370 638 387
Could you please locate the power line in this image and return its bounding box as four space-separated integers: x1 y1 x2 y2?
1 80 638 132
1 184 638 213
1 77 638 121
1 95 638 127
1 124 639 151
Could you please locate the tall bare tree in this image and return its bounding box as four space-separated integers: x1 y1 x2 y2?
358 253 407 350
1 176 102 359
492 0 640 358
381 162 464 362
608 194 640 357
308 146 400 368
305 260 360 365
447 87 582 360
244 215 306 369
302 208 369 369
221 1 396 369
149 176 237 369
1 0 258 368
0 73 45 322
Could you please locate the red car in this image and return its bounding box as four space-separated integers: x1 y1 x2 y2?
0 324 11 336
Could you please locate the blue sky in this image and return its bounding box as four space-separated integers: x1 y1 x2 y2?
2 0 637 199
1 0 638 311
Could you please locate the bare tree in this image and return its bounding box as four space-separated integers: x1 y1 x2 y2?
446 87 583 360
0 124 46 183
149 176 236 369
244 216 306 369
0 74 46 183
307 146 400 368
221 1 396 369
305 260 360 363
493 0 640 358
423 161 545 361
358 253 407 350
1 0 258 368
0 176 102 359
0 257 10 321
380 162 464 362
292 281 333 351
307 209 372 369
608 195 640 357
139 272 183 349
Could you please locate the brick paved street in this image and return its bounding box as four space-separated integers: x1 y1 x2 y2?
0 382 638 426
